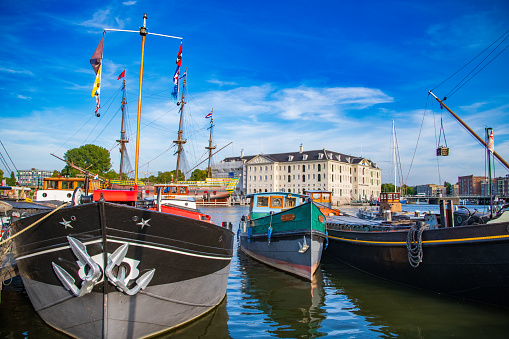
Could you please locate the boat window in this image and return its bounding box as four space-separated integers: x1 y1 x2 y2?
285 197 297 208
179 186 187 194
62 181 73 190
171 186 178 194
257 196 269 207
312 193 321 200
270 196 284 208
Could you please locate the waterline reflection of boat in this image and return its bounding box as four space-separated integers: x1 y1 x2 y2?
238 250 327 336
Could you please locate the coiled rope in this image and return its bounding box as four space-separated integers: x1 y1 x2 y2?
406 222 426 268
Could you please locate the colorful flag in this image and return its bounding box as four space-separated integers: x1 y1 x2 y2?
179 69 187 79
176 41 182 66
93 171 99 180
488 130 495 153
90 36 104 74
171 66 180 101
90 36 104 116
117 70 125 80
92 64 101 97
205 111 213 118
171 42 182 102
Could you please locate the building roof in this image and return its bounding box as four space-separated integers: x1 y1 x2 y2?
221 149 379 169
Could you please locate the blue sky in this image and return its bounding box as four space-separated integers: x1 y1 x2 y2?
1 0 508 186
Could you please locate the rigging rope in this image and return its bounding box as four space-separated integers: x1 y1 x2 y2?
0 140 18 175
404 95 430 188
406 222 426 268
431 30 509 96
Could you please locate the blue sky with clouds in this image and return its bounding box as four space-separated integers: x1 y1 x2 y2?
1 0 508 185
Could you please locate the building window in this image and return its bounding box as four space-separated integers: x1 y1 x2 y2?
303 175 306 182
288 166 291 173
303 166 306 172
318 174 321 182
288 176 291 183
318 164 321 171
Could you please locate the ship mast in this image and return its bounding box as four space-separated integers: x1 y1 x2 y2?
133 14 148 188
205 108 216 178
104 14 183 187
429 91 509 171
174 74 187 183
116 69 129 179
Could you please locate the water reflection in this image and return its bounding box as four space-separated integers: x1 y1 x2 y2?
321 256 509 338
238 250 327 338
155 297 229 338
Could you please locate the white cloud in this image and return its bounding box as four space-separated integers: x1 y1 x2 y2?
123 1 137 5
207 79 238 86
80 9 127 30
0 67 34 76
17 94 31 100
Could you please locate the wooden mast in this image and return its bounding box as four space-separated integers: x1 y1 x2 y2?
116 68 129 179
174 69 187 183
134 14 148 188
205 108 216 178
104 15 183 187
429 91 509 170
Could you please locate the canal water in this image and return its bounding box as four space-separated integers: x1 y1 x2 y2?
2 204 509 338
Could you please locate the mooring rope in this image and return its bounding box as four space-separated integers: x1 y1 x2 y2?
406 222 426 268
0 203 67 247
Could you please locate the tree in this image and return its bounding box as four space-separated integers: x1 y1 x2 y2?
444 181 452 195
103 170 119 180
62 144 111 177
52 170 60 177
189 169 207 181
6 171 16 186
381 183 395 193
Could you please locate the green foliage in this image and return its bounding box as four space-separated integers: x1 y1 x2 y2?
62 144 112 176
52 170 60 177
149 170 185 183
381 183 395 192
0 169 3 178
103 170 119 180
189 169 207 181
404 185 415 196
6 172 16 186
444 181 452 195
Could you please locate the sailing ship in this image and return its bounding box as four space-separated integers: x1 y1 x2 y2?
9 14 234 338
238 192 327 280
325 92 509 308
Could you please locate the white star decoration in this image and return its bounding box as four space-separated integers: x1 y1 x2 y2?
59 218 73 229
136 218 151 229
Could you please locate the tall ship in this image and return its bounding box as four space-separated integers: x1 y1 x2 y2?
8 14 234 338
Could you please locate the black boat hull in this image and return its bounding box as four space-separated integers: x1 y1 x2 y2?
11 201 234 338
325 221 509 307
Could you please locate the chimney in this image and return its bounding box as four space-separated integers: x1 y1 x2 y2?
240 149 244 158
299 143 303 153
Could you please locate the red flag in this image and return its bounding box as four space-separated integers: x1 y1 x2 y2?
90 36 104 75
117 70 125 80
176 41 182 67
